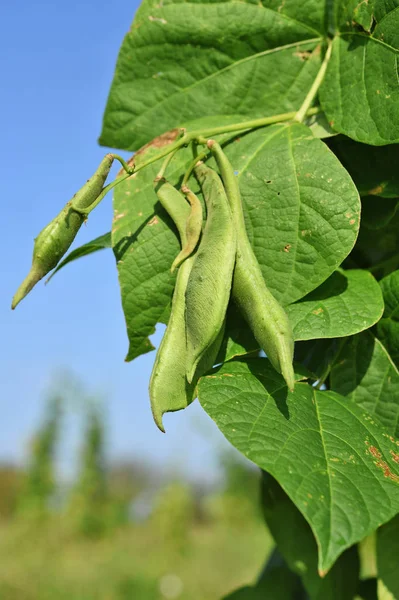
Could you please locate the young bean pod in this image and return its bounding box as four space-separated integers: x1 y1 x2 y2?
171 186 203 273
185 162 236 383
12 154 115 309
208 140 295 391
150 182 222 431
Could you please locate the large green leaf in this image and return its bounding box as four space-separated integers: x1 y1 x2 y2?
286 269 384 340
262 473 360 599
376 271 399 369
327 137 399 198
198 358 399 572
99 0 324 150
377 515 399 599
113 123 360 361
320 4 399 145
219 269 383 363
330 331 399 437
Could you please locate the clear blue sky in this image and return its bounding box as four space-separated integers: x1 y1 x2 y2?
1 0 234 482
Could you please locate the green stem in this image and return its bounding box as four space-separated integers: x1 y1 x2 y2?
134 107 320 176
294 41 332 123
76 172 132 217
111 154 135 175
154 146 181 182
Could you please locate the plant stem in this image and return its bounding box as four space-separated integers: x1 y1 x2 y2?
294 41 332 123
134 107 320 176
112 154 135 175
154 146 181 182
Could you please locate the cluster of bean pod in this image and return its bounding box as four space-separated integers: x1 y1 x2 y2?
150 141 295 432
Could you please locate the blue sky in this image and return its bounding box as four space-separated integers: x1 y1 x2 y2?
1 0 235 483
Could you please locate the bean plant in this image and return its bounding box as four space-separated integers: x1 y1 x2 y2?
12 0 399 597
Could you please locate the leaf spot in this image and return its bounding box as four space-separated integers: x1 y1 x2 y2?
312 307 323 316
148 216 159 226
293 50 312 61
148 15 167 24
284 244 291 253
390 451 399 464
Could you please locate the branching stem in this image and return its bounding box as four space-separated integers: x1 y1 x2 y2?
294 41 332 123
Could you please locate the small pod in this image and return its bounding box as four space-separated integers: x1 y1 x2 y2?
150 182 223 431
12 154 114 309
208 140 295 391
171 186 203 273
185 163 236 383
156 181 191 248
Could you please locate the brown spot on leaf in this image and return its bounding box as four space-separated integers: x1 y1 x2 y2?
369 446 382 459
390 450 399 464
148 216 159 226
294 50 312 61
312 307 323 316
368 445 399 483
284 244 291 253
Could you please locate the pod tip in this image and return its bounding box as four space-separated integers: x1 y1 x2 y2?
11 266 44 310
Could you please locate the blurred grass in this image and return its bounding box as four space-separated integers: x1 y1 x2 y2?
0 517 273 600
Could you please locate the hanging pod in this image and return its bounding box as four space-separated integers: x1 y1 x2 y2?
171 185 203 273
185 162 236 383
12 154 115 309
150 181 222 431
208 140 295 391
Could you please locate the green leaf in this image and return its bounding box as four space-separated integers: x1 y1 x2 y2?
262 473 360 599
219 268 383 363
328 136 399 198
377 514 399 599
45 232 112 282
330 331 399 437
376 270 399 369
320 3 399 145
198 358 399 572
286 269 384 340
220 123 360 306
99 0 324 150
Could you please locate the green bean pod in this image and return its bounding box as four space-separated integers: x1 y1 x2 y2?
171 186 203 273
208 140 295 391
156 181 191 247
185 163 236 383
150 182 223 431
12 154 115 309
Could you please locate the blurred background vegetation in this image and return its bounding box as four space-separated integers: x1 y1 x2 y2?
0 376 273 599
